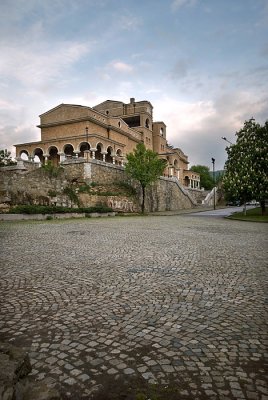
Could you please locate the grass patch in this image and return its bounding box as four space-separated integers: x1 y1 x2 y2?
227 207 268 222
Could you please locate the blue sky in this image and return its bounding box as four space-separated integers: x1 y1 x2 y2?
1 0 267 169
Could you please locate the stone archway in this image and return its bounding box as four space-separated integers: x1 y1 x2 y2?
184 176 190 187
19 150 29 160
79 142 91 158
33 148 44 164
48 146 59 166
115 149 122 165
106 146 113 163
95 143 103 161
63 144 74 158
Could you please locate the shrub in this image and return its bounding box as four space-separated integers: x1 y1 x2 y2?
42 161 63 178
10 205 63 214
9 204 113 215
63 186 79 205
78 184 91 193
48 190 57 197
84 205 113 214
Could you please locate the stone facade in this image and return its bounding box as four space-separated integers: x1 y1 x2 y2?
14 98 200 189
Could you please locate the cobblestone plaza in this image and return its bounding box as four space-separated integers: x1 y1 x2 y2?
0 215 267 399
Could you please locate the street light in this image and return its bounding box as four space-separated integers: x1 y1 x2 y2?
211 157 216 210
221 136 233 145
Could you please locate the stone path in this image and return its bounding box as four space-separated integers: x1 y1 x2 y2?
0 215 267 399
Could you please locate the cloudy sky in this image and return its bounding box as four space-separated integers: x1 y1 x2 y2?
1 0 267 169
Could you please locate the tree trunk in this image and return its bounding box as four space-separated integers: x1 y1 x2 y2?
260 200 266 216
243 201 247 216
141 185 145 214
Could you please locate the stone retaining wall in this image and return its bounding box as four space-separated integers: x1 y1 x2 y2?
0 160 196 213
145 177 194 211
187 188 209 204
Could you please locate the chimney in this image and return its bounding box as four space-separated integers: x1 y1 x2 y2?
130 97 135 104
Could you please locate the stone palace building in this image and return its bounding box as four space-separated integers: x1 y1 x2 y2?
14 98 200 189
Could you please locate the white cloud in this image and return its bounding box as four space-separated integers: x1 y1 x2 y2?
153 96 215 134
0 99 20 111
152 90 267 169
111 61 134 73
0 124 39 158
0 40 90 89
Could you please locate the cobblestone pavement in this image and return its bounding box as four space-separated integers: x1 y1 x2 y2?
0 215 267 399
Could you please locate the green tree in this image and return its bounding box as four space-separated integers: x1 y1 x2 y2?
223 118 268 215
125 143 167 214
0 149 17 167
190 165 214 190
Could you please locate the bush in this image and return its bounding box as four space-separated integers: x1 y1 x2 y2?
63 186 79 205
78 184 91 193
84 205 113 213
9 204 113 215
10 205 67 214
48 190 57 197
41 161 63 178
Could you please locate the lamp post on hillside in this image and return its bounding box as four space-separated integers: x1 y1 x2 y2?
211 157 216 210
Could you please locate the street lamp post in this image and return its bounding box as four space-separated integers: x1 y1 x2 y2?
211 157 216 210
221 137 233 145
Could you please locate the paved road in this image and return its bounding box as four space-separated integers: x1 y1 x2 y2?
0 216 267 399
190 206 254 218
